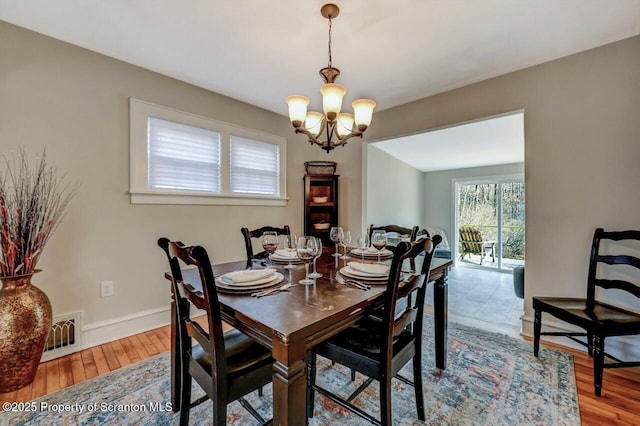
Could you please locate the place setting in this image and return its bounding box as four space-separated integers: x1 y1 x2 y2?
349 246 393 260
337 261 390 289
215 268 285 295
268 234 303 269
349 229 393 262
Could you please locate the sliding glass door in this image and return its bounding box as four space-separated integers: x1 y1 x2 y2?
455 177 525 271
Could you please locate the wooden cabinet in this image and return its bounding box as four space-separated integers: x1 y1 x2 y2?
303 174 339 245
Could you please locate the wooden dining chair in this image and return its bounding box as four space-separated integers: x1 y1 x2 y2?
533 228 640 396
307 235 442 425
157 238 273 425
241 225 291 268
368 224 419 252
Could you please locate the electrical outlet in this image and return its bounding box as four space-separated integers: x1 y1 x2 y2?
101 281 114 297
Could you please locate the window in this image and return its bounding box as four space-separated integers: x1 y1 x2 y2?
148 118 221 193
230 136 279 195
129 98 287 206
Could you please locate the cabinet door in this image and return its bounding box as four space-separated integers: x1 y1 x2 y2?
304 175 338 245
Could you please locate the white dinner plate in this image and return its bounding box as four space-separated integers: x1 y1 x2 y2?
216 273 284 293
270 254 303 263
219 271 280 287
339 267 388 281
349 248 393 258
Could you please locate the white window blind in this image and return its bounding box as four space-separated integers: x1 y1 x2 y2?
230 136 280 195
148 117 221 193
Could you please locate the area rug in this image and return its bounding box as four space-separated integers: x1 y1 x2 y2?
1 318 580 425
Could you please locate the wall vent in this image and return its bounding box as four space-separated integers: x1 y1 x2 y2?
41 311 82 362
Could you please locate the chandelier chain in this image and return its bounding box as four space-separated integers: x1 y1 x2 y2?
327 17 333 68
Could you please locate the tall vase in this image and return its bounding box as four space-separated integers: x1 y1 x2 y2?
0 271 52 392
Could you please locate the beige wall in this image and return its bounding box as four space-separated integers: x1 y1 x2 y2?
0 21 360 340
366 35 640 331
365 145 423 232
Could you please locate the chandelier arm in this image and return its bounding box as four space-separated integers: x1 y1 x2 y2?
326 120 337 144
294 127 324 147
329 131 362 148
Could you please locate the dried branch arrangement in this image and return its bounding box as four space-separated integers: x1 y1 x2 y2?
0 149 76 277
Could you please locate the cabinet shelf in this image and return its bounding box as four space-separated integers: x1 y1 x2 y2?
310 202 335 207
304 174 339 246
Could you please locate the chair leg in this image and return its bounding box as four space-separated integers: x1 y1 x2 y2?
533 309 541 357
593 335 605 396
412 354 425 421
306 352 317 419
380 375 392 426
213 402 227 426
179 373 192 426
587 333 594 357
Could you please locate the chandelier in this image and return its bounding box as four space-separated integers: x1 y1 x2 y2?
286 3 376 153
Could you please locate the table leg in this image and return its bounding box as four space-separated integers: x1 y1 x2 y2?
272 339 307 426
434 272 449 369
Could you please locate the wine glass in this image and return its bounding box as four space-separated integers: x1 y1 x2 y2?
356 233 370 263
296 236 317 285
371 230 387 263
340 230 351 260
308 237 323 278
283 234 297 270
329 226 343 257
261 231 278 267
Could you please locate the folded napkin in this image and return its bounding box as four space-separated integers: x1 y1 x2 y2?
365 246 379 254
223 268 276 283
273 249 298 259
348 262 389 276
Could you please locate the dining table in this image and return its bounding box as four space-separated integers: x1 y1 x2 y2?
165 248 452 426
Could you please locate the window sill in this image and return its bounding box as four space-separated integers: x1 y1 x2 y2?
130 191 288 206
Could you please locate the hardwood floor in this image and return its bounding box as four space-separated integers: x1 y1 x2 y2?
1 321 639 425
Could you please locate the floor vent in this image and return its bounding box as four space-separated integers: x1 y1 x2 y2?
41 311 82 362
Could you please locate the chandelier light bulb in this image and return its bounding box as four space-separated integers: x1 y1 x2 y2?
286 95 310 128
352 99 377 131
305 111 325 137
336 113 354 137
320 83 346 122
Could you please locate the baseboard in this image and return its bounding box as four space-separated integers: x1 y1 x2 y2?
521 315 640 360
82 306 171 349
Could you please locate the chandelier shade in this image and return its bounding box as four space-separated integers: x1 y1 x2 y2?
286 3 376 153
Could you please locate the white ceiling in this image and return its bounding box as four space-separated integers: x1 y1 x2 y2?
373 112 524 172
1 1 638 170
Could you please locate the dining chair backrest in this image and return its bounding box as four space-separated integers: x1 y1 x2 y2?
586 228 640 310
157 238 227 384
241 225 291 268
369 224 419 250
381 236 442 355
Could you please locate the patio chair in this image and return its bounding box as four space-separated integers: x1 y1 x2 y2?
458 226 495 265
